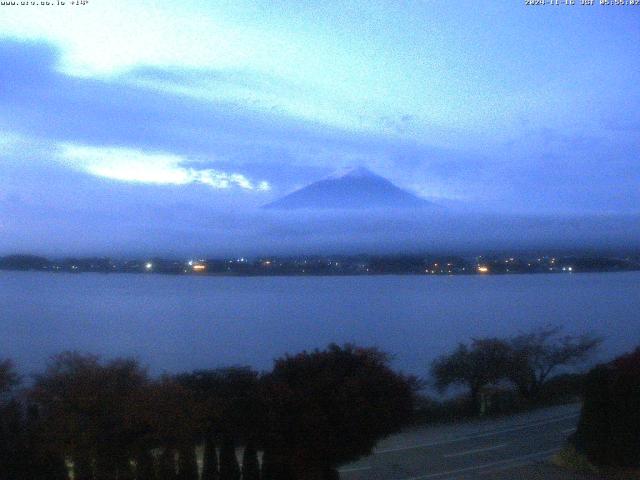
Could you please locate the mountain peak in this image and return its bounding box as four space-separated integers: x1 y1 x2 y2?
328 166 379 180
264 168 436 211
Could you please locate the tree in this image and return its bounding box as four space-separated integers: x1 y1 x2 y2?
30 352 150 480
218 435 240 480
0 359 18 395
177 367 263 480
0 399 26 480
21 404 69 480
158 447 177 480
176 367 264 443
0 359 21 480
263 344 417 480
508 326 601 400
241 439 260 480
431 338 512 414
177 444 198 480
134 448 155 480
201 436 219 480
0 362 58 480
144 377 199 479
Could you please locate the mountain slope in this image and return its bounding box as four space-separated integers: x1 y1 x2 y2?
264 167 435 210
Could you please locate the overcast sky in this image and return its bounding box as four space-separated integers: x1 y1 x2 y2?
1 1 639 255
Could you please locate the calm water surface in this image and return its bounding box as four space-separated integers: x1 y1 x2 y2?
1 271 638 377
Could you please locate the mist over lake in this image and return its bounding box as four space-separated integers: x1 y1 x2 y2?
2 271 638 379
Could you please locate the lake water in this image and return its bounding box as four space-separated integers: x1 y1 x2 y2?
1 271 638 378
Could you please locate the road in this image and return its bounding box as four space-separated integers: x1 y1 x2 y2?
339 404 588 480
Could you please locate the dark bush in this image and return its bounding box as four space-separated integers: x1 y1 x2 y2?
264 343 417 479
537 373 585 403
573 347 640 468
260 448 295 480
412 395 473 424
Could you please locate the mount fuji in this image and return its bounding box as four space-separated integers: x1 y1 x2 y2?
264 167 436 210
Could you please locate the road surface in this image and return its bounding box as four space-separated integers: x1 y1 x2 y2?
339 403 586 480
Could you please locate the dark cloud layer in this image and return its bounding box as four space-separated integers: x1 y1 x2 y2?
2 154 639 257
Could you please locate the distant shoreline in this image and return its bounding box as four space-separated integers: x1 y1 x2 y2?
2 267 639 279
2 252 639 278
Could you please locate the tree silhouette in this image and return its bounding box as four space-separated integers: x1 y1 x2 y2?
431 338 512 414
218 435 240 480
158 448 177 480
177 367 263 480
0 360 21 480
508 326 601 400
0 359 19 395
201 436 219 480
241 439 260 480
22 404 69 480
144 377 199 480
0 399 27 480
177 367 264 444
134 447 155 480
30 352 149 480
177 444 198 480
263 343 417 479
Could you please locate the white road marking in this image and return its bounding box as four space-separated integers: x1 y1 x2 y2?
443 443 507 458
375 413 579 454
400 447 561 480
338 465 371 473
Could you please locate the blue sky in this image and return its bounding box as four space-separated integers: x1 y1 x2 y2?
1 1 639 254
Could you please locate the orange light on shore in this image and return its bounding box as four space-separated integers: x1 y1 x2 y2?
192 264 206 272
477 266 489 273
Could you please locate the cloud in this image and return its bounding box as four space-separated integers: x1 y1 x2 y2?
58 143 269 191
0 131 23 150
0 1 261 76
1 38 639 217
0 39 446 196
